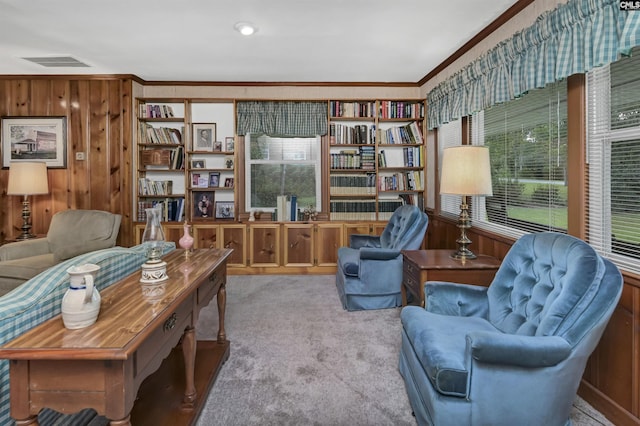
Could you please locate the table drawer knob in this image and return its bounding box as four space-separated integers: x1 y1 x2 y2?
163 313 177 331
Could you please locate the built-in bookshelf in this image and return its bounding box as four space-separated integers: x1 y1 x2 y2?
328 99 426 221
135 99 236 223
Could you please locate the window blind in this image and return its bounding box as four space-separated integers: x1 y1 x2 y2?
438 120 462 217
587 46 640 273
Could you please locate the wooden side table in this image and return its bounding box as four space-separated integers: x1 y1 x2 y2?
402 249 501 307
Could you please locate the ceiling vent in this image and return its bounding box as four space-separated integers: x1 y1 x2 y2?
22 56 90 67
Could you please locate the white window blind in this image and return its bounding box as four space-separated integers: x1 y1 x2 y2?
587 46 640 273
438 120 462 217
471 81 568 240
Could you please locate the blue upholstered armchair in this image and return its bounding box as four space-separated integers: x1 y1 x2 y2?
399 232 623 426
335 205 428 311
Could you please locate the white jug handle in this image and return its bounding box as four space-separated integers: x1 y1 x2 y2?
84 274 94 303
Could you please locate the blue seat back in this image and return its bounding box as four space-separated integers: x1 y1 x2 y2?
379 205 428 250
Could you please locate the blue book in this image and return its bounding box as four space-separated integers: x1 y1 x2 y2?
290 195 297 221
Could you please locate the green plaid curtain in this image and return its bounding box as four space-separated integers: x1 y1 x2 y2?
427 0 640 130
237 101 327 137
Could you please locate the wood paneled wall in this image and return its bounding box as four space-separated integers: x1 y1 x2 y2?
427 215 640 426
0 77 134 245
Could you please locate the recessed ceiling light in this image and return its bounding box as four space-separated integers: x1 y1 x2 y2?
234 22 257 36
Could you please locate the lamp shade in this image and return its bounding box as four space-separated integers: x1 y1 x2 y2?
7 162 49 195
440 146 493 196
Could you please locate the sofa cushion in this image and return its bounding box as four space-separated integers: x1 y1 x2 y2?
0 254 55 281
401 306 497 397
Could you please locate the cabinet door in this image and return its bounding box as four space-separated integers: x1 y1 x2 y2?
249 224 280 267
193 225 219 249
315 223 343 267
220 224 247 267
284 224 314 267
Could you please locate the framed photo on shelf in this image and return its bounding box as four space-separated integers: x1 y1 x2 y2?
193 191 215 219
224 177 234 188
215 201 235 219
209 172 220 188
1 116 67 168
191 159 205 169
224 155 234 169
225 137 235 152
213 141 223 152
192 123 216 152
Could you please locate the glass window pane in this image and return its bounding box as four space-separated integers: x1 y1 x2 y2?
250 164 317 209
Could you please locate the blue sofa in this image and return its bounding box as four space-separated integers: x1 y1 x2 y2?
0 243 175 425
398 232 623 426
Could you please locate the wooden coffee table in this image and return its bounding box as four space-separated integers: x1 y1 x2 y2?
402 249 501 307
0 248 231 426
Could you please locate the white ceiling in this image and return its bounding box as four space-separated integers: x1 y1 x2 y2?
0 0 519 83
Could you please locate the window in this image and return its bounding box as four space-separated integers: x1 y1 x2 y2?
245 133 321 213
438 119 463 217
471 81 568 239
587 46 640 273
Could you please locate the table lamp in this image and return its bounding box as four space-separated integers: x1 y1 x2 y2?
440 146 492 259
7 161 49 240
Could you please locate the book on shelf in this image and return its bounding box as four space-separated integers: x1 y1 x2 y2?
330 101 376 118
290 195 297 221
329 199 377 221
140 149 172 168
329 123 375 145
137 197 184 222
138 178 173 196
378 171 424 191
330 173 376 195
379 122 423 145
140 123 182 144
379 101 424 120
139 103 176 119
377 197 405 220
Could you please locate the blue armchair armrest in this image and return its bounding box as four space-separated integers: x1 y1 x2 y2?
350 234 381 249
425 281 489 317
468 331 572 367
359 247 401 261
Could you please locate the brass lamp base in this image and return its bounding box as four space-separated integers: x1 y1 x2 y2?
16 195 36 240
451 196 477 260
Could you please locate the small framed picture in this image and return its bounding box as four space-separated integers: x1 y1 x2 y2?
192 123 216 152
215 201 235 219
193 191 215 219
191 173 201 187
213 141 223 152
191 159 205 169
224 155 234 169
2 116 67 168
209 172 220 188
225 137 235 152
224 177 234 188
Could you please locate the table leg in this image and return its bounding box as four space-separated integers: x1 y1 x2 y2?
181 326 197 409
15 416 37 425
217 282 227 343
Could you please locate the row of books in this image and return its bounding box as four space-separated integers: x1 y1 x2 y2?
330 173 376 195
379 101 424 120
138 178 174 196
329 101 376 118
138 198 184 222
399 193 425 211
275 195 300 222
379 122 424 144
329 123 376 145
140 123 182 144
139 103 176 119
378 171 424 191
329 198 406 221
378 147 423 168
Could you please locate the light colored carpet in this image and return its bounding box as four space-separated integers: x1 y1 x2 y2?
194 275 614 426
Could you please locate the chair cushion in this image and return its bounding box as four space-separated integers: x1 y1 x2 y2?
401 306 497 397
0 254 55 280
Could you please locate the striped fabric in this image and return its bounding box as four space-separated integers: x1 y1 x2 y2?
427 0 640 130
0 243 175 425
237 101 328 137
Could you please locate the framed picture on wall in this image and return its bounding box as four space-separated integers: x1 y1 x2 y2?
225 137 235 152
209 172 220 188
193 191 215 219
192 123 216 152
1 116 67 168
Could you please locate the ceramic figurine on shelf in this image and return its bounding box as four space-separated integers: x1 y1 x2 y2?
179 221 194 257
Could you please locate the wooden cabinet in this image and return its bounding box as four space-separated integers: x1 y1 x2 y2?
284 224 314 267
220 224 247 268
249 224 280 268
193 224 219 249
315 223 343 267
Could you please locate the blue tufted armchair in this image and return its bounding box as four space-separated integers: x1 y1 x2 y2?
398 232 623 426
335 205 428 311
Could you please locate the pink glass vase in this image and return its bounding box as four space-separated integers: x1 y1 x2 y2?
179 222 194 255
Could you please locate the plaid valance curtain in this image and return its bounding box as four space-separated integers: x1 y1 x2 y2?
236 101 328 137
427 0 640 130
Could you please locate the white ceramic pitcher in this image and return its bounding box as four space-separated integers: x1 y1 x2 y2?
62 263 101 329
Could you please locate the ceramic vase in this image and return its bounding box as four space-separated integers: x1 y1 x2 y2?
62 263 101 329
179 222 194 255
